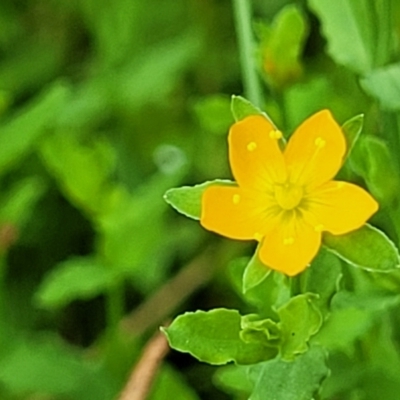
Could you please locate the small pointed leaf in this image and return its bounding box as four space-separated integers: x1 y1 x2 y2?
164 180 234 220
231 95 264 122
242 247 271 294
341 114 363 159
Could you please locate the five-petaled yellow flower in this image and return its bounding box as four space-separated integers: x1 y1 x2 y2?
200 110 379 276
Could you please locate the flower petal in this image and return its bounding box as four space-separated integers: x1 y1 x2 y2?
229 115 287 191
259 212 321 276
201 185 279 240
284 110 346 189
303 181 379 235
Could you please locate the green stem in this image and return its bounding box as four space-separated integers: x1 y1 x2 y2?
232 0 263 107
0 256 6 317
106 281 124 335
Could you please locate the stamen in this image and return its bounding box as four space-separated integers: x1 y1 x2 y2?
232 194 241 204
247 141 257 151
283 237 294 245
335 182 345 189
269 130 283 140
315 137 326 148
254 232 262 241
314 224 324 232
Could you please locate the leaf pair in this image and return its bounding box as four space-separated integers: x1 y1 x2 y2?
163 293 321 365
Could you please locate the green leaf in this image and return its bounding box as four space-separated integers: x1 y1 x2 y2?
0 177 46 228
315 285 400 352
231 95 263 121
302 248 342 315
259 5 308 89
164 180 234 220
150 364 200 400
99 170 185 293
114 33 201 111
341 114 364 158
193 94 233 135
0 82 70 175
248 346 329 400
277 293 323 360
315 308 373 352
245 270 291 318
308 0 374 74
240 314 280 349
350 135 399 203
242 247 271 294
324 224 400 272
162 309 274 365
0 333 116 399
213 365 253 397
360 63 400 110
230 95 277 129
39 133 116 217
332 290 400 313
35 257 118 310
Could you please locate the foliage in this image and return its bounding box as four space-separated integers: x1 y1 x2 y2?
1 0 400 399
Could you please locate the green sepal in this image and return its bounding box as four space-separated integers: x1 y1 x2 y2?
162 308 277 365
277 293 323 360
231 95 263 121
230 95 277 127
163 180 234 220
341 113 363 159
242 246 271 294
323 224 400 272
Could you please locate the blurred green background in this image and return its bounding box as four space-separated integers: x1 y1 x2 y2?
1 0 400 399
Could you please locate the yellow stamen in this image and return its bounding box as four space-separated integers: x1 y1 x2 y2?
315 137 326 148
274 183 304 210
283 237 294 245
335 182 345 189
247 141 257 151
254 232 263 241
232 194 241 204
314 224 324 232
269 130 283 140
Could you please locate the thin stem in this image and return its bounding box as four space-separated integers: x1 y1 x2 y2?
232 0 263 108
106 281 125 335
118 331 169 400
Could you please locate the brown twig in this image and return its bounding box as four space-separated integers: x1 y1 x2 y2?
117 331 169 400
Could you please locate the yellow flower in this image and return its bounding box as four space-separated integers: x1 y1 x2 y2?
200 110 379 276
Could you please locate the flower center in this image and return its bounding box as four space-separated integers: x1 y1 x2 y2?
274 183 304 210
